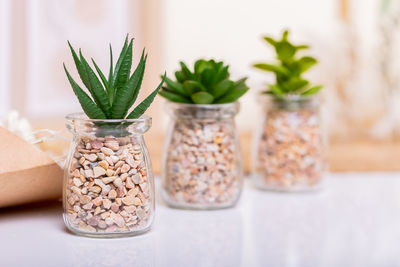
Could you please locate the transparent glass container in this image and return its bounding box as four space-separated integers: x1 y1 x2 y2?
253 96 326 191
161 102 243 209
63 113 155 237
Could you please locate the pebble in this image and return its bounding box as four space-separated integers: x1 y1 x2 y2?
102 176 115 184
92 196 103 206
113 178 123 187
122 195 135 205
105 140 119 151
93 166 106 178
73 178 83 187
84 153 98 162
102 199 112 209
100 147 114 156
108 189 117 199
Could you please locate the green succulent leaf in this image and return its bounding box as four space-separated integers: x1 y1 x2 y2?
191 91 214 104
253 63 289 76
164 76 187 96
111 50 147 119
276 41 296 61
127 74 166 119
301 85 323 96
91 58 109 99
263 36 277 47
298 56 317 73
210 79 234 99
215 78 249 104
63 64 106 119
179 61 196 80
79 50 112 117
113 38 133 97
107 44 114 102
175 71 185 83
182 80 206 95
67 41 90 90
159 90 191 103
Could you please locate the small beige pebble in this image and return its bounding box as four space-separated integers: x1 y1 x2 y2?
110 155 119 163
91 140 104 149
101 147 114 156
89 185 102 194
106 169 115 177
115 198 122 206
98 160 109 170
73 178 83 187
121 164 130 173
105 140 119 151
94 206 102 215
122 195 135 205
105 217 114 226
79 157 85 165
108 189 117 199
105 157 114 166
84 169 94 178
84 153 98 162
92 196 102 206
80 195 91 205
98 220 107 229
113 178 123 187
132 174 141 184
111 203 119 213
124 205 136 213
120 173 128 182
127 188 139 196
136 208 146 220
125 177 135 189
93 166 106 178
102 176 115 184
82 202 93 210
134 197 142 206
114 214 125 227
102 199 112 209
72 169 81 177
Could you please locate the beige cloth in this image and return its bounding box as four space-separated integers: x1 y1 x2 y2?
0 127 63 208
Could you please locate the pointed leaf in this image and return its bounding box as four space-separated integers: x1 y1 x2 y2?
179 61 196 80
182 80 206 95
175 71 186 83
209 79 234 99
91 58 109 99
298 56 317 73
191 91 214 104
263 36 277 47
111 52 147 119
253 63 289 75
215 78 249 103
301 85 323 96
108 44 114 102
164 76 187 96
79 51 112 117
63 64 106 119
127 74 166 119
113 39 133 95
159 89 191 103
67 41 90 89
111 36 129 86
213 65 229 84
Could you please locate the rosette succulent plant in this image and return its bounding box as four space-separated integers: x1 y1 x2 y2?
64 36 165 119
159 59 249 104
253 30 323 99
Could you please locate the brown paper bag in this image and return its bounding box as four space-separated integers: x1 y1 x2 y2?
0 127 63 208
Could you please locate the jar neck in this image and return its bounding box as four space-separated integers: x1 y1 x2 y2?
166 102 239 120
65 113 152 137
265 96 319 111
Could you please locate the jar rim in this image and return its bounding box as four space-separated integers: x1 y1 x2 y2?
65 112 152 123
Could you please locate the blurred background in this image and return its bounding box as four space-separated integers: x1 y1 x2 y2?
1 0 400 173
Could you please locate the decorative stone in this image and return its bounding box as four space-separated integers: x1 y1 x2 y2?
93 166 106 178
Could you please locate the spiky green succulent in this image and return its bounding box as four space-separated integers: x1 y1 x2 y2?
253 30 323 99
64 36 165 120
159 59 249 104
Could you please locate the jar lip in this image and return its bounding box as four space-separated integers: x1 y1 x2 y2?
262 94 317 102
65 112 152 123
166 101 239 109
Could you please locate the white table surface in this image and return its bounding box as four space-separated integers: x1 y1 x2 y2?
1 173 400 267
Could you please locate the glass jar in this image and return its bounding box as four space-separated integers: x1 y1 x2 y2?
253 96 326 191
161 102 243 209
63 113 155 237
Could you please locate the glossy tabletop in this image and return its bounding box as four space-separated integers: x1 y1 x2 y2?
1 173 399 267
